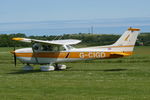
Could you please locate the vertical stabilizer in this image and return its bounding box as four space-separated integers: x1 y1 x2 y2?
112 27 140 51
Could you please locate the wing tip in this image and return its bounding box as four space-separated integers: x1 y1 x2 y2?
12 38 24 41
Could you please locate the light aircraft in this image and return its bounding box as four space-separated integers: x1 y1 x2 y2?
11 27 140 71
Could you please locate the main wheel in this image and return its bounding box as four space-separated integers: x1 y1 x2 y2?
40 65 55 71
55 64 67 70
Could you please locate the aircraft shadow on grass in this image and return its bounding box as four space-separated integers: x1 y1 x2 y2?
66 68 128 72
7 68 128 74
7 69 41 74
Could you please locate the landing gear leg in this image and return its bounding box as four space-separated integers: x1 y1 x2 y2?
54 63 59 70
23 64 33 71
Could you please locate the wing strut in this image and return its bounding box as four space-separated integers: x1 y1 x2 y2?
31 41 39 64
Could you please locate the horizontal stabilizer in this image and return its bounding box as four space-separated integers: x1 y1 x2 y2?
110 52 131 57
128 27 140 31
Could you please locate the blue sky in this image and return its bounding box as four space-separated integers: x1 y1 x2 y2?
0 0 150 35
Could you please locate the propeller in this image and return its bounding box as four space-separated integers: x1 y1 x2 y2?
11 40 17 67
13 47 17 67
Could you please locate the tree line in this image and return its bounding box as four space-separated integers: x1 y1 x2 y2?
0 32 150 47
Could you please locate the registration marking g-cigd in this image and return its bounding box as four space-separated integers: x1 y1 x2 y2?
79 52 106 58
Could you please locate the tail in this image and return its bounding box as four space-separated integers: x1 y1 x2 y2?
111 27 140 52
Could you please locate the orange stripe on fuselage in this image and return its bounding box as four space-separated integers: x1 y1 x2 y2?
15 51 133 59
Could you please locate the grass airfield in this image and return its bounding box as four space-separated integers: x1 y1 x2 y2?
0 46 150 100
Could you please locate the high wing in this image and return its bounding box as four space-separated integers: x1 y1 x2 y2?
12 38 81 45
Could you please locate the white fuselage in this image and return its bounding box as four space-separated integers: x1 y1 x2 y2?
14 45 133 64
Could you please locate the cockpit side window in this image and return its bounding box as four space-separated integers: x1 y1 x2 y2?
33 43 66 52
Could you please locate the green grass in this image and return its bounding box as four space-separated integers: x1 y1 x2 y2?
0 46 150 100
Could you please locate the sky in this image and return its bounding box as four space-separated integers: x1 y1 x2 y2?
0 0 150 35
